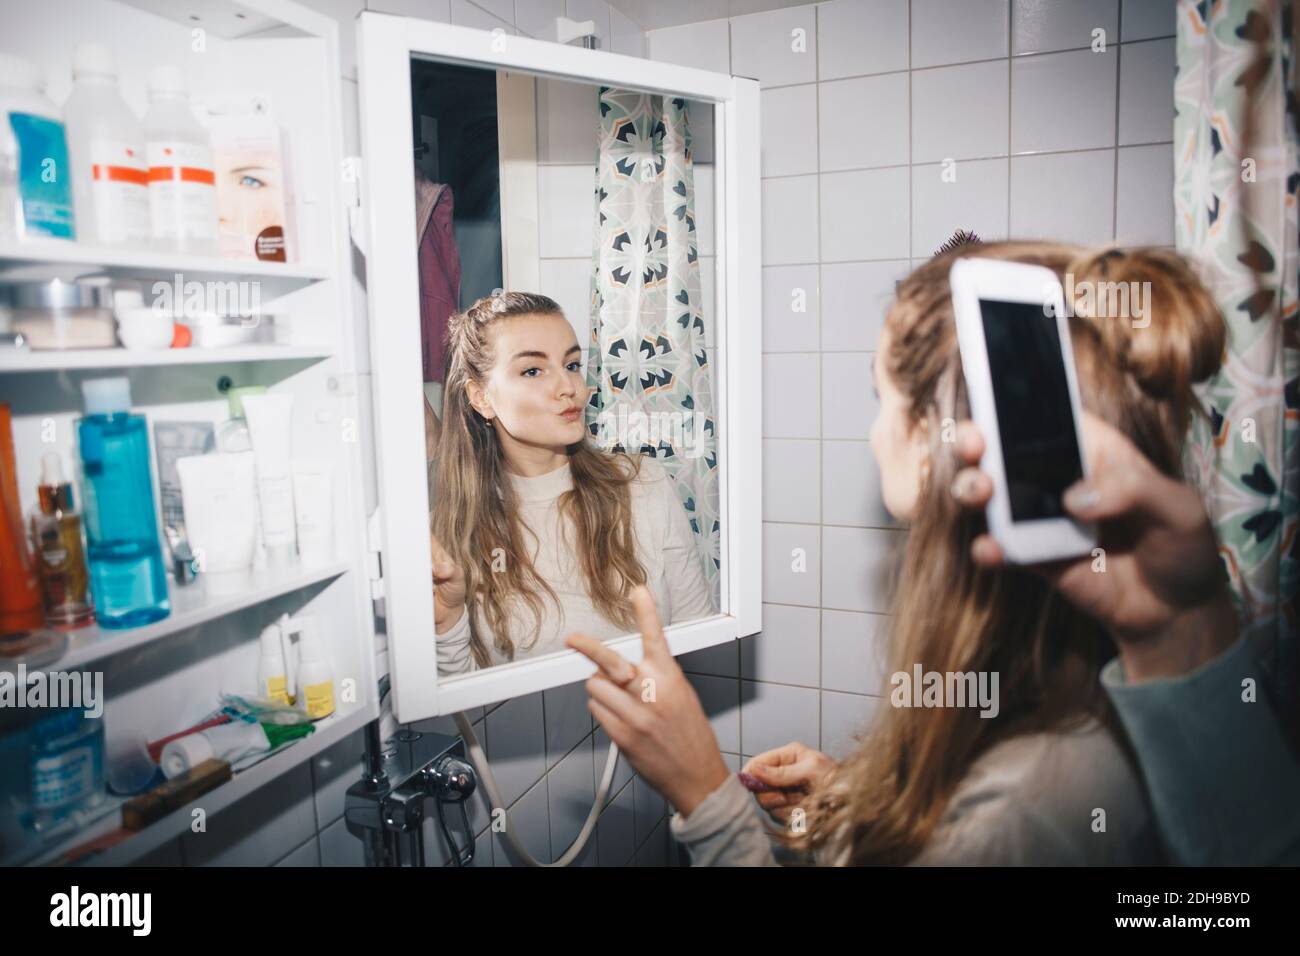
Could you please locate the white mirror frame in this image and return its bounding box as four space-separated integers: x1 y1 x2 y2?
357 12 761 721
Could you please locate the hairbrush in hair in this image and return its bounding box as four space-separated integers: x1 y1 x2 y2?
935 229 982 256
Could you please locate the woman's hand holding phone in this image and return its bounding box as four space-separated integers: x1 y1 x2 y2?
429 528 467 633
950 411 1238 681
741 743 838 824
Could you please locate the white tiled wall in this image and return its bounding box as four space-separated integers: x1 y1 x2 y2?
653 0 1177 779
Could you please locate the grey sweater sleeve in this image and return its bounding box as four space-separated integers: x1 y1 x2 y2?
436 606 478 675
668 774 781 866
672 722 1157 866
1100 638 1300 865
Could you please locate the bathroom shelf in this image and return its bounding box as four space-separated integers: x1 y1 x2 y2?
0 344 334 374
1 0 382 871
23 560 352 672
0 238 331 285
6 703 373 868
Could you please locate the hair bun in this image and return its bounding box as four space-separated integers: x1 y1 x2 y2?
1064 247 1225 401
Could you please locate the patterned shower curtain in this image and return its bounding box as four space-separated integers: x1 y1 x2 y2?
1175 0 1298 688
585 88 720 608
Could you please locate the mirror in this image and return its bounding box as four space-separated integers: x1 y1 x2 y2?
359 15 760 719
412 57 722 676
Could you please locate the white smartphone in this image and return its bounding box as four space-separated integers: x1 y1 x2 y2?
949 257 1096 564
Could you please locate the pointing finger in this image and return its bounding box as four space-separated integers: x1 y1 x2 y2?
629 584 670 662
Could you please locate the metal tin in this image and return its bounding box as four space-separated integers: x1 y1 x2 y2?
9 279 113 310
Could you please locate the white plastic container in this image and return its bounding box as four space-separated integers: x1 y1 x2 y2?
115 306 175 348
63 42 150 246
0 53 75 241
240 392 297 567
294 616 334 720
258 621 291 706
176 451 258 593
291 460 334 567
141 66 217 254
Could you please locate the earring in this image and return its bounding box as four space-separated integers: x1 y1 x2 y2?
919 456 931 489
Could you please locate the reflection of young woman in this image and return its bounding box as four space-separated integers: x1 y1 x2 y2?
429 291 714 675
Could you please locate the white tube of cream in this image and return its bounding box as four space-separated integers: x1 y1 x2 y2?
241 392 297 567
160 720 271 779
291 460 334 567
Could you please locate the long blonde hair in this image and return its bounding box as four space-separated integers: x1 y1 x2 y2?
794 242 1226 864
431 292 647 667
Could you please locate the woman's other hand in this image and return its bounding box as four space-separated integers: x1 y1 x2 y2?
742 742 838 824
949 411 1237 680
429 527 467 632
566 585 730 818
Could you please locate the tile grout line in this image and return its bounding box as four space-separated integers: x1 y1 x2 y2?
814 0 826 753
755 135 1174 182
760 34 1172 91
1112 0 1125 240
1006 0 1013 239
726 9 746 761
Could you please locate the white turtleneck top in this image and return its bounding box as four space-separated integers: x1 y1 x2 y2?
435 455 716 675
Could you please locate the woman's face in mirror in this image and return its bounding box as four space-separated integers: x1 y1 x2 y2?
468 312 590 455
869 326 929 522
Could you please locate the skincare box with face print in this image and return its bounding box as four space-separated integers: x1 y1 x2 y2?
193 93 296 263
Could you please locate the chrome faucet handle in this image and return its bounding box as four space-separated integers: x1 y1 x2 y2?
421 756 477 866
422 755 476 803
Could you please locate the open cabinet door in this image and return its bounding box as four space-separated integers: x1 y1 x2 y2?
356 12 761 724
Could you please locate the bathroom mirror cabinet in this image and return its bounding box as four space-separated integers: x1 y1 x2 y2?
358 13 761 721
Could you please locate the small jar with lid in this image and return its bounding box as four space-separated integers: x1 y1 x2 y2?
8 279 115 350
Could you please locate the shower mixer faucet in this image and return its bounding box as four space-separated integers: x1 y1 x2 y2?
346 719 478 867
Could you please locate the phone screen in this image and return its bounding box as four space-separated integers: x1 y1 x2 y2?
978 298 1083 522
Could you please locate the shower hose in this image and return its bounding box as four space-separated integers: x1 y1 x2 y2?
453 710 620 867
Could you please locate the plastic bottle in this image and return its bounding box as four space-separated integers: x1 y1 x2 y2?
62 42 150 246
257 620 291 706
295 616 334 720
216 385 265 454
141 66 216 255
29 452 95 628
0 53 75 241
0 402 44 635
29 707 105 833
77 377 171 629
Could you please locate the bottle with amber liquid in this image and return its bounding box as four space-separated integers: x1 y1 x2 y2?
30 452 95 628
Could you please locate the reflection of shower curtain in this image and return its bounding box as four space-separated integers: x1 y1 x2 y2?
1175 0 1297 684
585 89 720 603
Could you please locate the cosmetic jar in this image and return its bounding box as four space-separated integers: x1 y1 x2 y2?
7 280 115 349
178 310 282 347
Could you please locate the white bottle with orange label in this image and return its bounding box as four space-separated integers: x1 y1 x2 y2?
63 43 150 245
142 65 217 255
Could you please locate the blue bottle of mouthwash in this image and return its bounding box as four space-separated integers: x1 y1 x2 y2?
77 377 170 628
